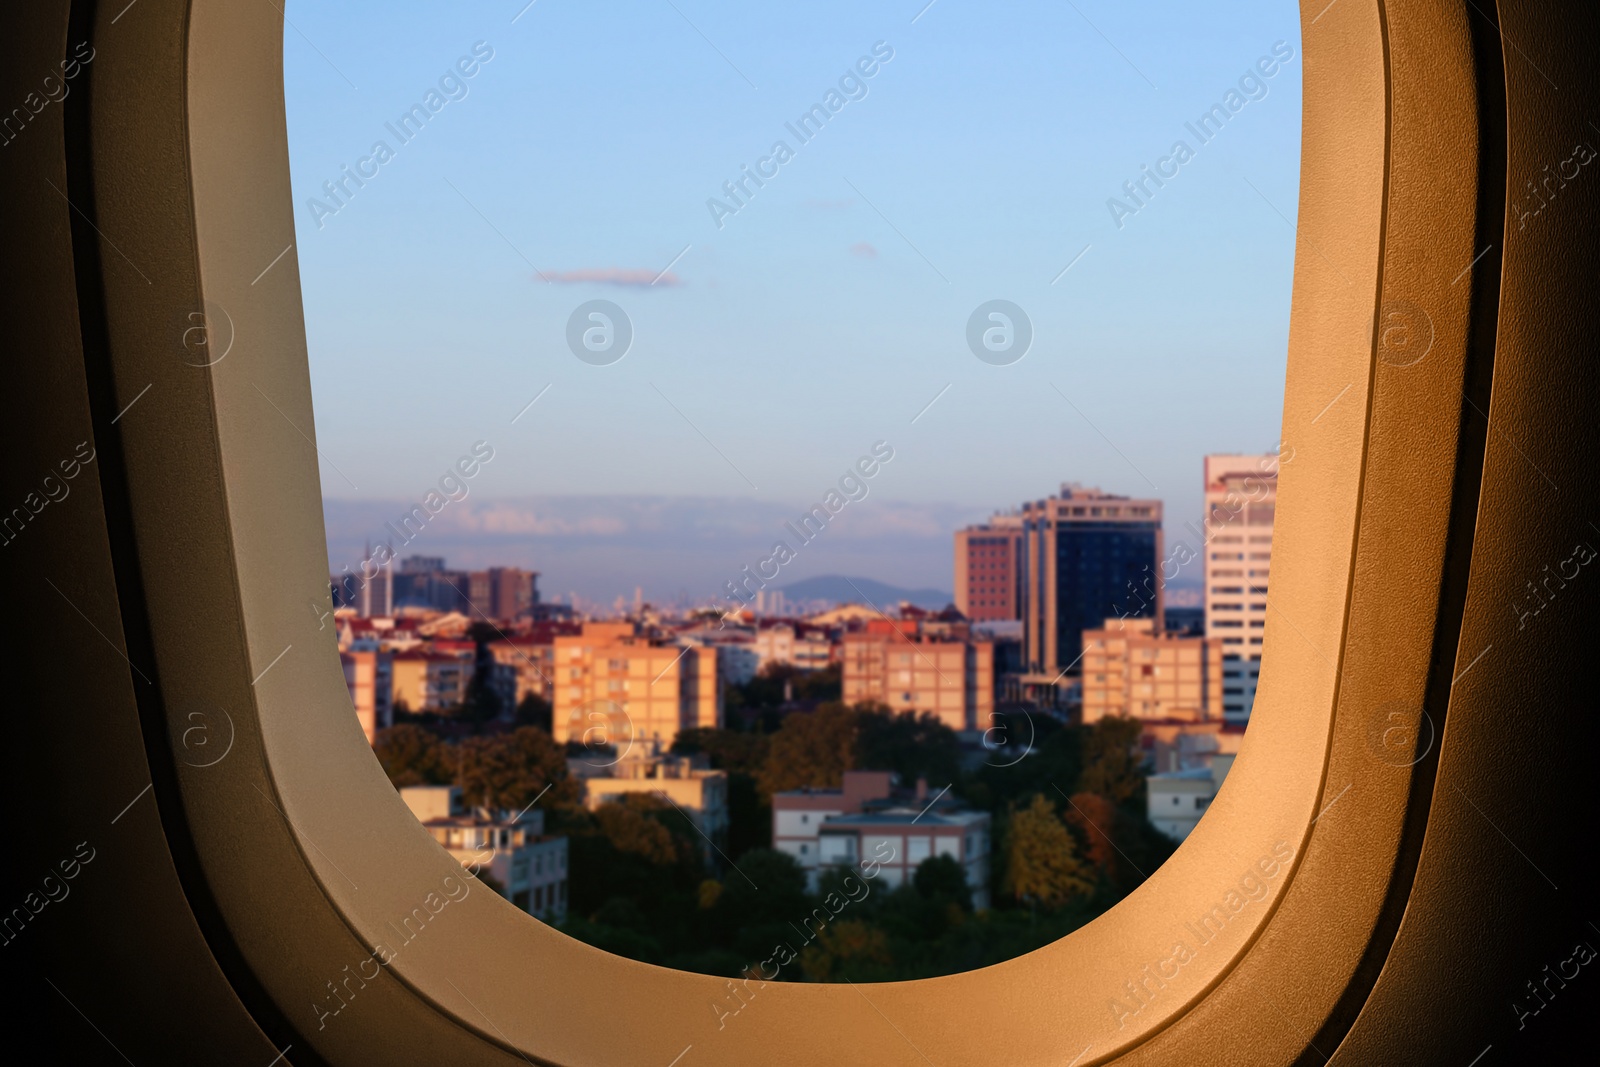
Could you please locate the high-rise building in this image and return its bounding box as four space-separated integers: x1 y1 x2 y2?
1202 455 1279 722
552 622 720 751
356 542 394 618
467 567 539 621
393 555 470 612
1020 485 1163 681
953 512 1023 621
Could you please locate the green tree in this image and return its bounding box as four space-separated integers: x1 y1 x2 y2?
673 729 774 857
1061 791 1119 879
856 707 962 786
454 726 576 811
913 854 974 913
461 622 510 724
373 724 452 787
756 703 860 798
593 795 689 866
703 848 812 968
514 692 552 732
799 919 893 982
1079 717 1145 805
1002 794 1095 910
672 728 770 777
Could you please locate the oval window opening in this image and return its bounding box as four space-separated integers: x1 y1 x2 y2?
286 0 1300 983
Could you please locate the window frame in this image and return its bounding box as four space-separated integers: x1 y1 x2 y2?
12 0 1598 1064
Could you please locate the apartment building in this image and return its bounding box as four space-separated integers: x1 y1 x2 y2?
551 622 720 750
340 648 393 743
953 512 1023 621
841 620 994 731
1080 617 1223 723
1020 485 1163 682
772 771 898 890
752 622 834 672
818 808 991 908
570 740 729 865
678 631 759 684
1203 455 1278 722
390 650 471 712
771 771 990 905
486 623 580 706
400 786 568 921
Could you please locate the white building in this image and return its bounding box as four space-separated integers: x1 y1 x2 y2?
772 771 990 906
818 809 991 909
1147 754 1237 842
400 786 568 921
1203 454 1278 723
772 771 894 888
753 623 833 672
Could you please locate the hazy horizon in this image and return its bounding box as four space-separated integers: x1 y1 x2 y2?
291 0 1299 606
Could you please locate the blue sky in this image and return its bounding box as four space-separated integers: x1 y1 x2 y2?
287 0 1301 599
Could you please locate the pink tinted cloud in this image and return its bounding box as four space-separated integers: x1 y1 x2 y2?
542 268 682 288
850 242 878 259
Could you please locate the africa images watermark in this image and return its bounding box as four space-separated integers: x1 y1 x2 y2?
313 856 493 1030
1 840 98 949
1108 839 1294 1030
1106 40 1297 230
706 41 897 230
1 441 96 549
305 41 497 230
0 40 94 150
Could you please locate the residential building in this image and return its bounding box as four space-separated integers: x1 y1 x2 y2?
1142 717 1243 840
752 622 834 672
552 622 720 750
341 648 393 743
485 626 580 707
390 650 470 712
771 771 991 905
841 621 994 731
818 807 991 908
1020 485 1163 685
678 631 760 685
400 786 568 921
1146 768 1219 842
1203 455 1279 722
953 512 1023 621
806 604 881 626
569 740 729 865
773 771 894 888
468 567 539 622
1080 617 1223 723
1140 720 1246 775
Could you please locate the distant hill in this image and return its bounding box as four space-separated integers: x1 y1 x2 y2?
777 575 953 611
